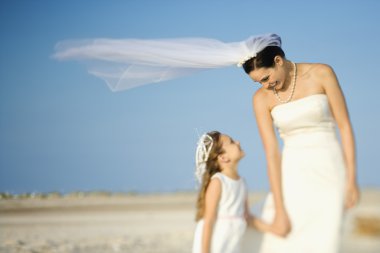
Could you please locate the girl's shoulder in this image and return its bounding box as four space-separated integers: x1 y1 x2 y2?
211 173 231 187
211 172 223 181
213 173 244 184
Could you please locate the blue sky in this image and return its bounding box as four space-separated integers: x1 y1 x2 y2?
0 0 379 194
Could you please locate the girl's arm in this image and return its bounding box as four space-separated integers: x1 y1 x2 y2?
202 178 221 253
253 91 291 237
245 199 271 232
319 64 360 209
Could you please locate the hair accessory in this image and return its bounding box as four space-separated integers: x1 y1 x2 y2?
53 34 281 91
195 134 214 183
237 53 255 67
236 33 282 67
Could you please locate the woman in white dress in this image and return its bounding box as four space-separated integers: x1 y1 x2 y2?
241 45 360 252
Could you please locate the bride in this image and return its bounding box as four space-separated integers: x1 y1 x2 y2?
241 43 359 252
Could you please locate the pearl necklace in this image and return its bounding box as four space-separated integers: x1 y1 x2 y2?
273 62 297 103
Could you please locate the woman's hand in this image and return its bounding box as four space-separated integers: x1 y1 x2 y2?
270 210 292 237
345 182 360 210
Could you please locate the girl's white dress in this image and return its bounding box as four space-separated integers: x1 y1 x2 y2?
258 94 346 253
193 173 248 253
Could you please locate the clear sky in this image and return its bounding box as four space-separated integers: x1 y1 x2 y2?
1 0 379 194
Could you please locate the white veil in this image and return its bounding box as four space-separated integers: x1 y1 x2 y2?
53 34 281 91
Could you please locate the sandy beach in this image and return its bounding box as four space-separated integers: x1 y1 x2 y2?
0 189 379 253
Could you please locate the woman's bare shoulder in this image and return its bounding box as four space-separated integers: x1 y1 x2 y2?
253 88 270 106
301 63 335 77
253 87 265 100
298 63 336 91
252 88 275 113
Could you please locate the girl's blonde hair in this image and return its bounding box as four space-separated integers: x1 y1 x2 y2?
195 131 225 221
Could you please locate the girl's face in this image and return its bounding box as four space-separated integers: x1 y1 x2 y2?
220 134 244 162
248 57 287 90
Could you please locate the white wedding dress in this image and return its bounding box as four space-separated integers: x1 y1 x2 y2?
258 94 346 253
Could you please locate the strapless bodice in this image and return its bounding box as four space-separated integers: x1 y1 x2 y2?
271 94 336 142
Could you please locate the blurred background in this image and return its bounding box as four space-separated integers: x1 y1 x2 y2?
0 0 379 194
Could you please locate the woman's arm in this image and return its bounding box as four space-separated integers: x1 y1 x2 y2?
202 178 221 253
319 64 360 209
253 91 291 237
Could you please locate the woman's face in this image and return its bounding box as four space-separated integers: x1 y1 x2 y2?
248 57 287 90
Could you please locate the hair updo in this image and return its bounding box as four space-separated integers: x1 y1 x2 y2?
242 46 285 74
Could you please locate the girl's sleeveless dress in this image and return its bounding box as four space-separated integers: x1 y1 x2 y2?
258 94 346 253
192 173 248 253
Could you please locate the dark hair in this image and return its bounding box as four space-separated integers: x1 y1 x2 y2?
195 131 225 221
242 46 285 74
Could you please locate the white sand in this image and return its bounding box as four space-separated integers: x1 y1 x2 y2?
0 189 379 253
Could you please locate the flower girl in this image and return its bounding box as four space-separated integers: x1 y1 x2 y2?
192 131 269 253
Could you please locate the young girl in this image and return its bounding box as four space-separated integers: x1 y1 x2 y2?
192 131 269 253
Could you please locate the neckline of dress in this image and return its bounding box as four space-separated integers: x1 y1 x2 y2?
270 93 327 114
219 172 242 182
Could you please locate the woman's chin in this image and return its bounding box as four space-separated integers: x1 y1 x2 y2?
273 83 284 91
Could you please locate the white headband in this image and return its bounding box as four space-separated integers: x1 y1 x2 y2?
53 33 281 92
195 134 214 183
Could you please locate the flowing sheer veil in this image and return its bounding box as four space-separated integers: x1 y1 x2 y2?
53 34 281 91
